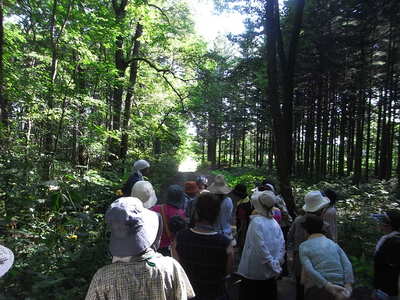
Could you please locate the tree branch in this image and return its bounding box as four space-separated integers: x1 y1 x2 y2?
161 74 187 113
148 3 171 25
55 0 74 45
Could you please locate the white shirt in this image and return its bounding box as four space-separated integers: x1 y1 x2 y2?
238 215 285 280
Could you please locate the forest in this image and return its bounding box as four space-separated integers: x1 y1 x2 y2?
0 0 399 299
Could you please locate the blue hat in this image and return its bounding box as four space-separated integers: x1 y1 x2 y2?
106 197 160 257
166 185 186 209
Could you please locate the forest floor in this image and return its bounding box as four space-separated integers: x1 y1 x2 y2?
161 170 297 300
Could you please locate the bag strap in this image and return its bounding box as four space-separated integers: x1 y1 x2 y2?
160 205 172 239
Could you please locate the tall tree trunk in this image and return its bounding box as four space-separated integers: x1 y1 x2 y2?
365 91 372 180
120 23 143 161
241 128 246 167
353 46 367 184
207 120 217 168
338 96 347 176
375 92 383 177
264 0 305 218
0 0 8 134
109 0 130 162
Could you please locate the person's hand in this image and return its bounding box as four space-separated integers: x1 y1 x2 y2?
342 283 352 298
325 282 346 298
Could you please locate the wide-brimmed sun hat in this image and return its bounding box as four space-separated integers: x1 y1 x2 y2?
303 191 330 213
106 197 160 257
131 181 157 208
0 245 14 278
208 174 232 195
251 190 276 213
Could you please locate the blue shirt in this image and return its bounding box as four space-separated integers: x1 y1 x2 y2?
214 196 233 238
299 236 354 288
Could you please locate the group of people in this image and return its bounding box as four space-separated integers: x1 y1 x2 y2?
1 159 399 300
84 159 400 300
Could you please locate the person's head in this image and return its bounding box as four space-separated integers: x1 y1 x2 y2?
372 209 400 234
133 159 150 176
208 174 232 195
301 215 324 235
251 190 276 218
323 188 337 206
131 181 157 208
184 181 199 197
196 176 208 190
166 185 186 209
106 197 160 257
258 179 276 194
169 215 187 236
303 191 330 215
195 192 221 225
232 183 248 199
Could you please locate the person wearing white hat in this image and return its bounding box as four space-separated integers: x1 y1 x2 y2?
131 181 157 208
121 159 150 196
85 197 194 300
237 191 285 300
0 245 14 278
287 191 333 300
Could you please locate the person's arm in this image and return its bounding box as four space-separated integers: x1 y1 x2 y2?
278 228 286 265
172 260 195 299
323 208 337 241
286 220 297 266
85 272 102 300
337 245 354 285
252 221 281 274
226 243 234 274
323 222 333 240
287 221 296 252
299 244 329 288
171 239 180 262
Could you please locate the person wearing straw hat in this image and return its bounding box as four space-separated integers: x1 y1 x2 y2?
122 159 150 196
131 180 158 208
371 209 400 299
208 174 234 239
85 197 194 300
287 191 333 300
237 191 285 300
0 244 14 278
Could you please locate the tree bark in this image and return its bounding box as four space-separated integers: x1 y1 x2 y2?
0 0 8 133
120 23 143 161
264 0 305 218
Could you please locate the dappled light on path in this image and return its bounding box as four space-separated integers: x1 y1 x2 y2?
178 157 198 172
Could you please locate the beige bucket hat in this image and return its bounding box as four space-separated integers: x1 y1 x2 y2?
208 174 232 195
303 191 330 213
